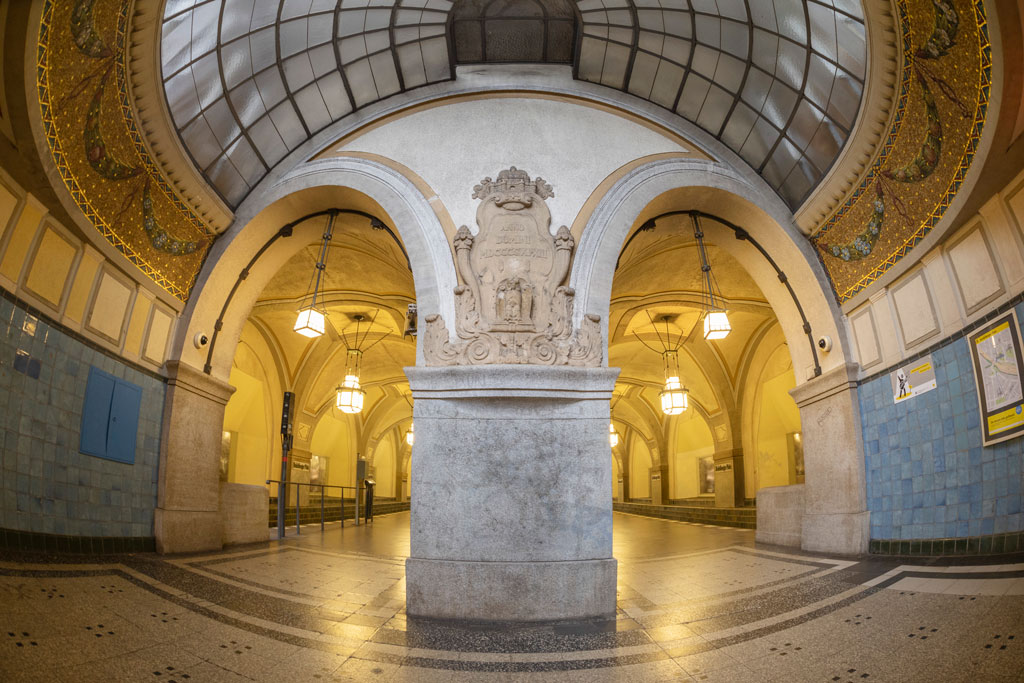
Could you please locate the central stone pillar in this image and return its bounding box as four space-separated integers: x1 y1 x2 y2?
405 365 619 622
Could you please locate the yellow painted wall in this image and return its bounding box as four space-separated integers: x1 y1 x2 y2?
310 413 357 489
373 433 396 498
629 437 652 499
754 348 801 489
223 367 272 487
612 455 620 499
223 326 283 493
669 415 715 499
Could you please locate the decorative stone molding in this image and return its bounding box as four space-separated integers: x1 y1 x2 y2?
795 0 900 234
128 0 233 233
423 168 602 366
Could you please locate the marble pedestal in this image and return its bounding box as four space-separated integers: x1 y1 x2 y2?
405 365 619 622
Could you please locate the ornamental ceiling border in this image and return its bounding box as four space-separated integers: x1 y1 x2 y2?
36 0 217 302
809 0 992 305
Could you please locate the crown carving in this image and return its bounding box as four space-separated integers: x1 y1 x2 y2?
472 167 554 208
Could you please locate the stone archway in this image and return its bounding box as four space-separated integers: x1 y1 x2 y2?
155 158 456 553
572 157 870 555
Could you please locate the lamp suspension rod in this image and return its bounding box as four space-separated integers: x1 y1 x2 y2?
690 214 717 313
204 208 395 375
306 212 338 312
616 209 822 378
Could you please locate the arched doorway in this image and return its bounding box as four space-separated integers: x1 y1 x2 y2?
575 158 869 555
155 159 453 553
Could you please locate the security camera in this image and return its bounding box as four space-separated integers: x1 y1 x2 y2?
193 332 210 349
817 335 833 353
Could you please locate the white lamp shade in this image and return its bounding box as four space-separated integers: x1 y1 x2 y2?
336 375 365 414
660 376 688 415
294 307 326 338
704 310 731 340
609 423 619 448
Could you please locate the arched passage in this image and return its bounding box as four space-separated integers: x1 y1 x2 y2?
155 158 453 553
575 158 869 554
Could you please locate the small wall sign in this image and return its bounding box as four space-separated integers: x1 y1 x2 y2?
891 354 937 403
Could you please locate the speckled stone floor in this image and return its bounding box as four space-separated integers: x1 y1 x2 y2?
2 512 1023 682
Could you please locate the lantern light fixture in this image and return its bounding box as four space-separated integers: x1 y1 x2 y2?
333 312 388 415
691 214 731 340
634 312 691 416
406 422 415 446
294 212 338 338
609 423 619 448
335 349 365 414
659 351 689 415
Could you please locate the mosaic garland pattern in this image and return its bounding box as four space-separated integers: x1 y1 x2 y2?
811 0 992 304
38 0 216 302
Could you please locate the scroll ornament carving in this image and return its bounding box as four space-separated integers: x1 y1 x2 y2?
424 168 602 366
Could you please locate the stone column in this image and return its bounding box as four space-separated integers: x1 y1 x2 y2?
155 361 235 554
790 363 869 555
650 464 669 504
405 365 619 622
713 448 745 507
394 462 405 502
617 452 629 502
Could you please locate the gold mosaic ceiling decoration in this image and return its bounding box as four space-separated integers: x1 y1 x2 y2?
37 0 216 301
811 0 991 304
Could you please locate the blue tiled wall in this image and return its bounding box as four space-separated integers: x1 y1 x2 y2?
0 296 165 538
861 302 1024 541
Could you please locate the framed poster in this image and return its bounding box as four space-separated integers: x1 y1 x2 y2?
968 309 1024 446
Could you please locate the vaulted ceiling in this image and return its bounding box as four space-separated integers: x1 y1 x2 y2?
160 0 866 208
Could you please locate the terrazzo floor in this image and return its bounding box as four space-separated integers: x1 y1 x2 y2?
1 512 1023 682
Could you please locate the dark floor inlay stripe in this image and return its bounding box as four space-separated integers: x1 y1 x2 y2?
355 649 672 672
371 620 654 653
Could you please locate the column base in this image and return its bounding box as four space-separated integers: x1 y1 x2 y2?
154 509 222 554
801 511 869 555
406 557 617 622
756 484 805 548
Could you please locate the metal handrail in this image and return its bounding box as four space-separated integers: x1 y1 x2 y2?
266 480 362 538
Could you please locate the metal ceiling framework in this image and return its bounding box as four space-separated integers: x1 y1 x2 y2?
160 0 866 210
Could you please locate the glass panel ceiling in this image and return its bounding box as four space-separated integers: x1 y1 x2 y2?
575 0 866 208
160 0 454 207
160 0 865 210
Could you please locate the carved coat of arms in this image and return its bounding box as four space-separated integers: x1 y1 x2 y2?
423 168 601 366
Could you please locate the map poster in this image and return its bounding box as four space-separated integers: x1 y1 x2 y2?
968 309 1024 446
891 355 938 403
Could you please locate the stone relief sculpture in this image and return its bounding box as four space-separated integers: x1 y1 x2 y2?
423 167 602 366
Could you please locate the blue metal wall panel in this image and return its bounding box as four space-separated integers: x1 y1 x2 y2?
107 382 141 464
80 368 114 458
79 366 142 464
